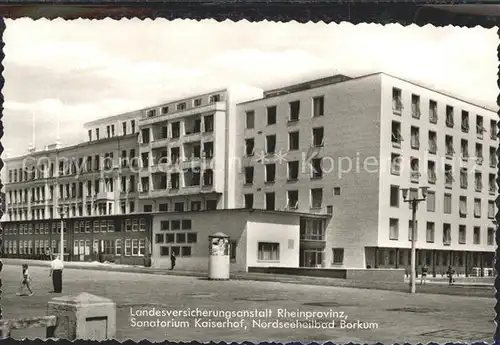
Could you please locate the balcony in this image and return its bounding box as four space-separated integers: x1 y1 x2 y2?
151 137 170 149
95 192 114 201
490 186 497 195
410 171 420 183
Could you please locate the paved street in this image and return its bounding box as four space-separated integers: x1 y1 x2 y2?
2 265 494 343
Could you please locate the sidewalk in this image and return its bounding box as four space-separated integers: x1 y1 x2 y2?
1 258 493 297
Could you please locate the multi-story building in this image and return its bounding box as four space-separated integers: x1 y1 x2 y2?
135 86 263 213
236 72 497 274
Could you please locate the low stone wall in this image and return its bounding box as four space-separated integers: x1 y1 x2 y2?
248 266 405 282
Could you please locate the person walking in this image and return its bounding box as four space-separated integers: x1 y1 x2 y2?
446 265 455 286
170 252 176 270
16 264 34 296
49 255 64 293
420 264 429 285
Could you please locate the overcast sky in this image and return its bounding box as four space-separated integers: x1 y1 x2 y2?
2 19 498 158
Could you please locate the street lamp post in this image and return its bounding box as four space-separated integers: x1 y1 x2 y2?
59 206 66 262
401 186 429 294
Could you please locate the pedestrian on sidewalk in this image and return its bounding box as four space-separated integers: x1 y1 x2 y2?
420 264 428 285
170 252 176 270
49 256 64 293
16 264 34 296
446 265 455 286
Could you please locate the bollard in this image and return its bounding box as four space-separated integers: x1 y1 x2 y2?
47 292 116 340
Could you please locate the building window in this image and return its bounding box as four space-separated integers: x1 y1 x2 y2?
392 88 402 113
289 101 300 121
488 228 495 245
475 171 483 192
312 127 324 147
174 203 184 212
476 143 483 165
445 105 454 127
206 200 217 210
461 111 469 132
311 158 323 179
444 193 452 214
244 167 254 185
245 138 255 156
332 248 344 265
411 94 420 118
160 220 170 231
410 126 420 149
491 119 497 140
408 220 418 241
187 233 197 243
246 111 255 129
141 128 150 144
176 233 186 244
286 190 299 209
267 106 277 125
445 135 454 157
391 121 403 148
160 246 170 256
389 218 399 240
477 115 486 137
257 242 280 261
428 131 437 154
459 196 467 217
490 146 497 168
473 227 481 245
391 153 401 175
265 164 276 183
445 164 454 187
459 225 466 244
474 198 481 218
266 135 276 154
144 205 153 213
410 158 420 182
176 102 186 111
390 185 399 207
312 96 324 117
244 194 254 208
265 192 275 211
155 234 164 244
428 161 436 184
310 188 323 209
288 161 299 181
125 239 132 256
204 115 214 132
159 203 168 212
171 122 180 138
426 222 435 243
429 101 438 123
488 200 495 219
230 240 237 261
289 131 299 151
181 219 191 230
461 139 469 160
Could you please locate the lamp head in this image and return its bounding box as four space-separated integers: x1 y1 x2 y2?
401 188 409 201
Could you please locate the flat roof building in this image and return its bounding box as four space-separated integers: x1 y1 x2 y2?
236 72 497 274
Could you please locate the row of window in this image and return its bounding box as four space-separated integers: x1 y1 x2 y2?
139 170 214 191
388 218 495 246
390 186 496 217
392 88 496 140
243 188 335 212
390 153 497 191
391 121 497 163
3 218 148 236
375 248 489 268
3 238 146 257
244 128 324 156
88 119 137 142
244 96 325 129
142 142 215 168
159 246 193 257
144 94 222 119
7 149 139 184
155 232 197 245
140 115 214 143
